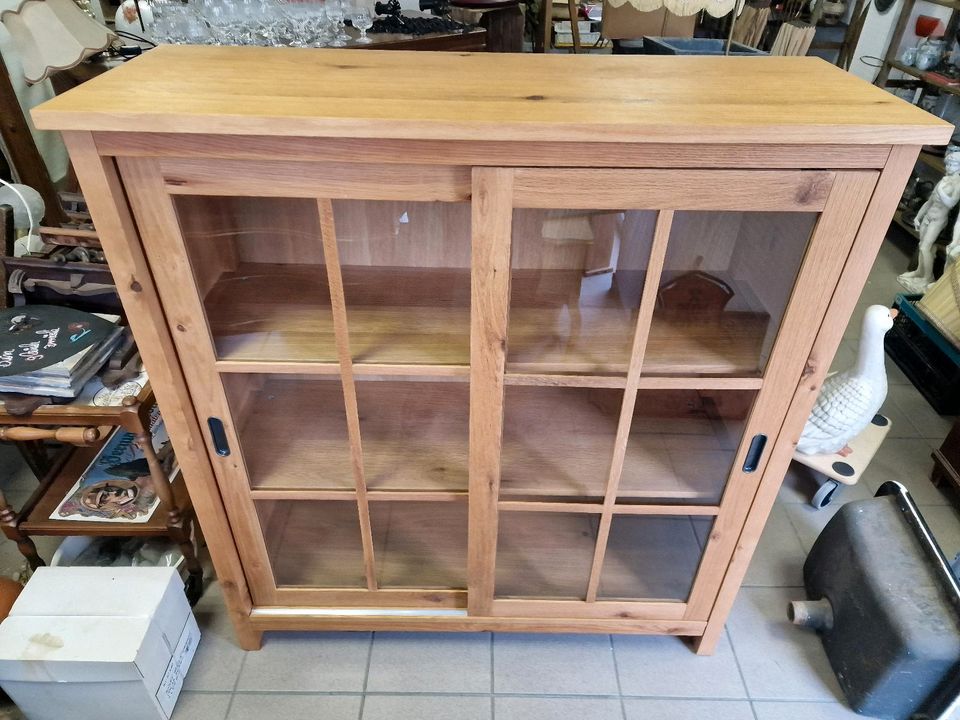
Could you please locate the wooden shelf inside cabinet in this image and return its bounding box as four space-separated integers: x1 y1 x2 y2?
495 511 708 601
206 264 769 377
500 385 748 504
259 498 468 589
230 375 470 495
232 377 743 503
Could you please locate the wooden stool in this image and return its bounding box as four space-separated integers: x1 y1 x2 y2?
537 0 581 52
450 0 525 52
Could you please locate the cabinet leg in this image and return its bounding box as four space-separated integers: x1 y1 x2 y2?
236 626 263 651
691 629 720 656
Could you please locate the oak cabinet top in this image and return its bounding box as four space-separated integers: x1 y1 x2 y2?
34 45 951 146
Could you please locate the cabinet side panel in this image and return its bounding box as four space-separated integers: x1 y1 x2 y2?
693 146 921 655
60 131 260 650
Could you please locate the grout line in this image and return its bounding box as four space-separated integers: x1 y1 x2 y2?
358 632 375 720
221 637 251 719
724 626 754 718
490 632 496 720
608 634 628 720
232 646 249 692
218 689 773 700
782 502 814 557
222 692 236 720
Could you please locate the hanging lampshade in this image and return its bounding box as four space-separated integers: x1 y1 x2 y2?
1 0 116 85
605 0 743 18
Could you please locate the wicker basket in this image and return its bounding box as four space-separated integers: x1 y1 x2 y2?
918 260 960 351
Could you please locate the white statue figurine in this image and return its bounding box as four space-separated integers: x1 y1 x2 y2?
900 151 960 294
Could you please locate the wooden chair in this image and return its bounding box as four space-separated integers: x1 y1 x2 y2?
0 386 204 604
537 0 582 52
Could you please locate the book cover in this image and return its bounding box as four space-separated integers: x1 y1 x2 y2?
0 307 117 377
51 406 175 523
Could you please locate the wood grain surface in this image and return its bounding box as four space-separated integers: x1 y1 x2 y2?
33 46 951 145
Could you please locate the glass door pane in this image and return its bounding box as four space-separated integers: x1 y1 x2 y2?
173 196 334 363
500 386 621 502
256 499 366 588
495 511 599 599
357 379 469 494
224 374 353 492
618 389 757 506
597 515 710 601
507 209 656 376
333 199 472 365
647 211 817 377
372 501 468 588
170 196 472 365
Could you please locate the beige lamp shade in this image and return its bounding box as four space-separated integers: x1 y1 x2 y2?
1 0 116 84
605 0 743 17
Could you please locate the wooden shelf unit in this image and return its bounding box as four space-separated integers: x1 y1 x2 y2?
35 46 949 654
875 0 960 98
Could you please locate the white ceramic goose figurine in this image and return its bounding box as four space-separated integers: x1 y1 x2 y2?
796 305 897 456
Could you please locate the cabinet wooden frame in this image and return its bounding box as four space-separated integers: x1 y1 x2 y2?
35 46 946 653
105 151 884 643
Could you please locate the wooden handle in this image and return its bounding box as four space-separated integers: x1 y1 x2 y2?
0 426 101 445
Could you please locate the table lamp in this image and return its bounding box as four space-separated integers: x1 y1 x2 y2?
0 0 116 85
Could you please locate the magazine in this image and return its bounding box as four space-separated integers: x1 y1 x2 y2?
51 405 176 523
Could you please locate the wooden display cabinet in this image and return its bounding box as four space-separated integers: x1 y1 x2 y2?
33 46 950 654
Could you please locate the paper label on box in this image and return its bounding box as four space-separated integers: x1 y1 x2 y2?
155 615 199 719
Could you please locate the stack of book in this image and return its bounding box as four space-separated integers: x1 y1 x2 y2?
0 306 124 398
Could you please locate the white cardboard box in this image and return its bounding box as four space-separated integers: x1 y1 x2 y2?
0 567 200 720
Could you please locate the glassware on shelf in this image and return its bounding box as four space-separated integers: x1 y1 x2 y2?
281 0 313 46
916 39 946 71
326 0 349 46
150 1 203 43
351 6 373 42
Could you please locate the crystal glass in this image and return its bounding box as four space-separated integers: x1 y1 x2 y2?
326 0 348 46
351 6 372 42
283 1 307 45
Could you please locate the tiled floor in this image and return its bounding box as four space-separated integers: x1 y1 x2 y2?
1 238 959 720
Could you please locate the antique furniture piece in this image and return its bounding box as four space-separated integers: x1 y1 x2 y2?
33 46 950 653
0 384 204 602
932 417 960 504
450 0 523 53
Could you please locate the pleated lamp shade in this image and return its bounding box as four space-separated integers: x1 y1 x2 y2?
1 0 116 84
605 0 742 17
